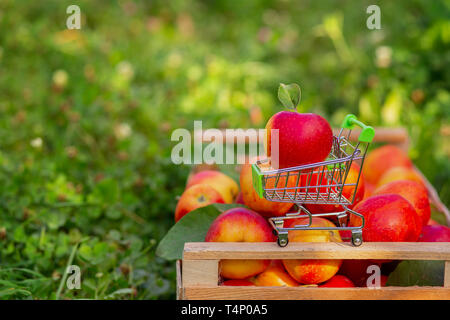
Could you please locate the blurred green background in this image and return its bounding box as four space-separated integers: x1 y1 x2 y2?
0 0 449 299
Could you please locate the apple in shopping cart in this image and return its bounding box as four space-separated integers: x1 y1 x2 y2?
175 184 225 222
373 180 430 226
305 162 366 214
281 217 342 284
205 208 275 279
265 111 333 169
363 145 413 185
186 170 239 203
253 260 299 287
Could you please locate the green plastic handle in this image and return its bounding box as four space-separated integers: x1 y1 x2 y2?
251 163 264 198
341 114 375 143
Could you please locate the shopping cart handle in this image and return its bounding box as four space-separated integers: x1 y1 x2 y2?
341 114 375 143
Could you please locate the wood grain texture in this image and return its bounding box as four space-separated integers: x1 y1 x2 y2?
445 261 450 288
183 242 450 261
183 286 450 300
182 259 219 287
176 260 183 300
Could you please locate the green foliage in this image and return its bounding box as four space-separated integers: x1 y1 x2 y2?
386 260 445 287
156 204 243 260
0 0 448 299
278 83 301 110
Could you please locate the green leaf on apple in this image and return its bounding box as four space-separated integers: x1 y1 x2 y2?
386 260 445 287
156 203 245 260
278 83 301 110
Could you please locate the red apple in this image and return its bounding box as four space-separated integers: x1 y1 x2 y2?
363 182 376 200
349 194 422 242
380 275 388 287
282 217 342 284
235 192 245 205
373 180 430 226
253 260 299 287
319 275 355 287
427 218 440 226
175 184 225 222
187 170 239 203
418 225 450 242
305 162 365 214
338 260 382 287
363 145 413 185
265 111 333 169
377 166 424 188
222 279 254 286
205 208 275 279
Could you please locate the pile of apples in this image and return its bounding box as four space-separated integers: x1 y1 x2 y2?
174 110 450 288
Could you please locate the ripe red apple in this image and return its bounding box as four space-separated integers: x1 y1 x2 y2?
234 192 245 204
418 225 450 242
427 218 440 226
305 162 365 214
186 170 239 203
240 162 293 217
349 194 422 242
222 279 254 286
363 145 413 185
363 182 376 200
319 275 355 287
265 111 333 169
380 275 388 287
205 208 275 279
282 217 342 284
377 166 424 188
373 180 430 226
175 184 225 222
253 260 299 287
338 260 382 287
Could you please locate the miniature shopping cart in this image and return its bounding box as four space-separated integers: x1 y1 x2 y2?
252 114 375 247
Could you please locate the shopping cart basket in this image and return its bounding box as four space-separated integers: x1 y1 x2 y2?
252 114 375 247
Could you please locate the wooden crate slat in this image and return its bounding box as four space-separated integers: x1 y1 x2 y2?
182 259 219 287
445 261 450 288
184 242 450 261
176 260 183 300
183 286 450 300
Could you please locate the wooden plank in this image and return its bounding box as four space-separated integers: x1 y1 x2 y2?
183 286 450 300
176 260 183 300
445 261 450 288
184 242 450 261
182 259 219 287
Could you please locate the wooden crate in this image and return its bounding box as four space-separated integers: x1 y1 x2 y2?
177 127 450 299
178 242 450 300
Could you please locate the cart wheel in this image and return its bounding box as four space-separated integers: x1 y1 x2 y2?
351 232 363 247
277 237 289 247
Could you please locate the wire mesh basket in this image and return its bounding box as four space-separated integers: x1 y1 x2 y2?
252 114 375 247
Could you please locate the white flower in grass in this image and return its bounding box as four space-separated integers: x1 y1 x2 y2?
52 69 69 88
375 46 392 68
114 123 132 140
30 137 43 149
116 61 134 81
